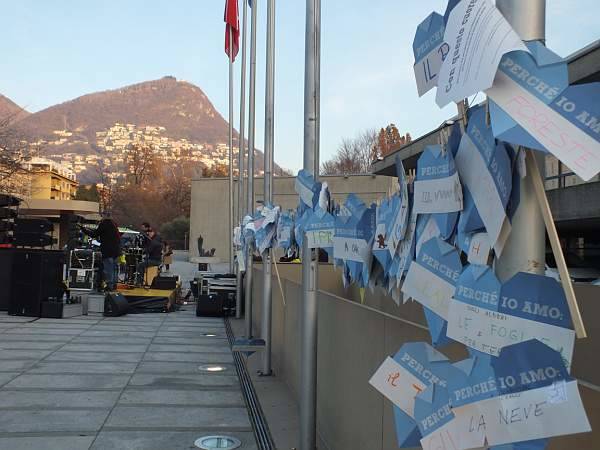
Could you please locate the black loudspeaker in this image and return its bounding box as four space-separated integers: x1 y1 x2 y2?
0 194 20 207
9 249 65 317
13 233 54 247
196 294 225 317
104 293 129 317
0 249 14 310
41 301 63 319
0 208 18 219
14 218 53 233
151 276 178 290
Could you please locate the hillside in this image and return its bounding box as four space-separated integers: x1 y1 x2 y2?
0 94 29 122
16 76 232 145
7 77 278 183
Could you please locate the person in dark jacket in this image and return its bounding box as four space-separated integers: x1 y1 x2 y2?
136 226 162 285
80 211 120 291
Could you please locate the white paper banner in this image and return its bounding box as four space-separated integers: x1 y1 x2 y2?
306 228 334 249
369 356 426 418
413 171 463 214
467 232 492 265
447 300 575 369
421 381 590 449
402 261 454 319
333 237 370 263
436 0 527 107
487 71 600 181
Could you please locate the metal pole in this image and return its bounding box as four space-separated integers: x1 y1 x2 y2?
228 26 235 274
300 0 320 447
260 0 276 376
495 0 546 281
244 0 258 339
236 0 249 320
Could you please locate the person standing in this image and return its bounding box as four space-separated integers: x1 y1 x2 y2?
136 227 162 285
80 211 121 291
162 240 173 272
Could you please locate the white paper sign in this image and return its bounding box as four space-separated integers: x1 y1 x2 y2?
402 261 454 319
369 356 426 418
455 133 509 254
333 237 370 263
415 43 449 97
447 300 575 368
467 232 491 265
436 0 528 107
421 381 590 449
487 71 600 181
306 229 334 249
413 172 463 214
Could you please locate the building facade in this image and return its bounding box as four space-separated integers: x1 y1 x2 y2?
23 157 78 200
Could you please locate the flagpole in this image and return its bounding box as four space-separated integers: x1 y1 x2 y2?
235 0 249 320
245 0 258 339
300 0 320 447
260 0 275 376
228 25 235 274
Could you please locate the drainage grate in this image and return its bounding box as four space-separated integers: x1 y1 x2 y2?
224 318 276 450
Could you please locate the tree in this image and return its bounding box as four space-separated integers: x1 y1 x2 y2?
75 184 100 202
0 112 38 196
372 124 412 160
124 143 156 186
160 216 190 249
321 129 378 175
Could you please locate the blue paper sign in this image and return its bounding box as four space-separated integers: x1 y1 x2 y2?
455 105 512 253
393 342 455 389
401 237 462 321
487 42 600 181
492 339 571 396
423 307 453 348
413 12 449 97
276 211 294 250
414 383 454 436
499 272 572 329
295 169 321 208
447 353 498 408
393 407 422 448
414 145 463 215
305 206 335 254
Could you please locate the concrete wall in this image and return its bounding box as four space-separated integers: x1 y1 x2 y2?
189 175 395 260
250 264 600 450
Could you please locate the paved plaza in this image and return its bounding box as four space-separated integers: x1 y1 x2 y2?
0 308 258 450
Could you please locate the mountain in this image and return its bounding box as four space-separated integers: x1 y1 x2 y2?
17 76 232 146
0 94 29 121
10 76 278 183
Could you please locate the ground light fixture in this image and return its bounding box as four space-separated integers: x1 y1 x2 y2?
194 435 241 449
198 364 227 373
203 332 218 337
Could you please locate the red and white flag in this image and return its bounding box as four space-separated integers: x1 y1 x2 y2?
224 0 240 61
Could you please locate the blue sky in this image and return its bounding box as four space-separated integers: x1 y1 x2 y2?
1 0 598 172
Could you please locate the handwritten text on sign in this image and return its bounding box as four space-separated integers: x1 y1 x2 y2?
447 300 575 369
487 71 600 181
413 172 463 214
421 381 590 449
369 356 426 418
306 229 334 249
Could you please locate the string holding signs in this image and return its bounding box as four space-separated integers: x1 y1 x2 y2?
447 266 575 369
